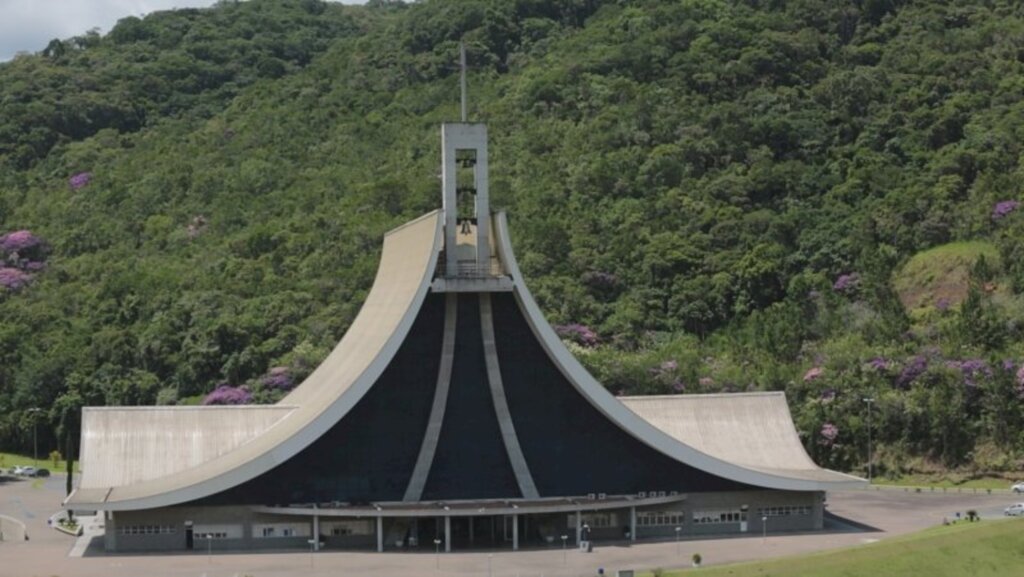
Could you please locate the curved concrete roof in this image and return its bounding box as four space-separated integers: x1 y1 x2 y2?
78 405 295 489
619 393 862 484
66 211 443 510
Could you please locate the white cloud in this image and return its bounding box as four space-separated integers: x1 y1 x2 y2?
0 0 364 62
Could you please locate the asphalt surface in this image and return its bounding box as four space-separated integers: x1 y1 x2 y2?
1 473 1019 577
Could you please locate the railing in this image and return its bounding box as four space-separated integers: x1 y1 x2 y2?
436 252 504 278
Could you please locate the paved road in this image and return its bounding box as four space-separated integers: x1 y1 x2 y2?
1 474 1018 577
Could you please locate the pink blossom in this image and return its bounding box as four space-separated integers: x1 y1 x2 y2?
69 172 92 191
0 230 41 254
0 267 32 291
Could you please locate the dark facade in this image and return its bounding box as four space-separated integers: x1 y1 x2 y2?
194 292 748 509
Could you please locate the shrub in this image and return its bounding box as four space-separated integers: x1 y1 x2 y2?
202 385 253 405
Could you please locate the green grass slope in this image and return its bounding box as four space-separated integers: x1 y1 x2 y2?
648 519 1024 577
892 241 1001 316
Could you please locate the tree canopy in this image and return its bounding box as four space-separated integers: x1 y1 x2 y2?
3 0 1024 478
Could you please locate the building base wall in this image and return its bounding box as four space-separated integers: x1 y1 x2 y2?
103 491 824 553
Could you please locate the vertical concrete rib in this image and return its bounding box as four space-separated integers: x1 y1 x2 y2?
479 293 540 499
403 293 458 502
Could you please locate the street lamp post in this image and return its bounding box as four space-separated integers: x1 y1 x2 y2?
434 538 442 570
561 534 568 565
206 533 213 563
863 397 875 483
674 526 681 555
308 538 317 569
762 516 768 544
27 408 42 467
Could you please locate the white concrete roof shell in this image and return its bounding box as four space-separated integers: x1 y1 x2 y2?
78 405 296 488
619 393 860 484
66 211 443 510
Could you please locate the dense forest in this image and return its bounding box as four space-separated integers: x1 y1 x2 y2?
3 0 1024 481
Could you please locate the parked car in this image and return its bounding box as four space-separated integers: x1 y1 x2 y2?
11 465 29 476
1004 503 1024 516
1011 482 1024 494
31 468 50 477
18 466 37 477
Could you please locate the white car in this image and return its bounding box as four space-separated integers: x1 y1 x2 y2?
1005 503 1024 516
18 466 37 477
11 465 29 475
1012 482 1024 494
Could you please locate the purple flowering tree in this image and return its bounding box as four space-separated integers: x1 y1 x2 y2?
261 366 295 391
991 200 1020 221
945 359 992 388
202 385 253 405
897 355 929 388
0 267 32 291
554 323 599 347
0 230 41 254
69 172 92 191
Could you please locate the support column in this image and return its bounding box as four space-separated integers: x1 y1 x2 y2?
469 516 475 546
512 514 519 551
444 516 451 552
376 517 383 553
313 513 320 551
575 510 582 545
630 506 637 542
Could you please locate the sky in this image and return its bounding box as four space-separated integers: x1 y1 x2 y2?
0 0 363 62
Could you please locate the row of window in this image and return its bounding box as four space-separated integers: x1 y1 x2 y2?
692 510 745 525
121 504 814 540
636 511 684 527
117 525 176 535
253 523 311 539
122 522 378 539
758 506 812 517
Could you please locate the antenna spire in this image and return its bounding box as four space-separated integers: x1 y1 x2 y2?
460 41 467 122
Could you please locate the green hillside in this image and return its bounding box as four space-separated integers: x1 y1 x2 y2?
3 0 1024 478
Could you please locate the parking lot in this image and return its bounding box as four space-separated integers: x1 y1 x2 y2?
0 472 1017 577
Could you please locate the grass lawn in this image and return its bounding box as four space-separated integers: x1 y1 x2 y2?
643 518 1024 577
0 451 79 473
